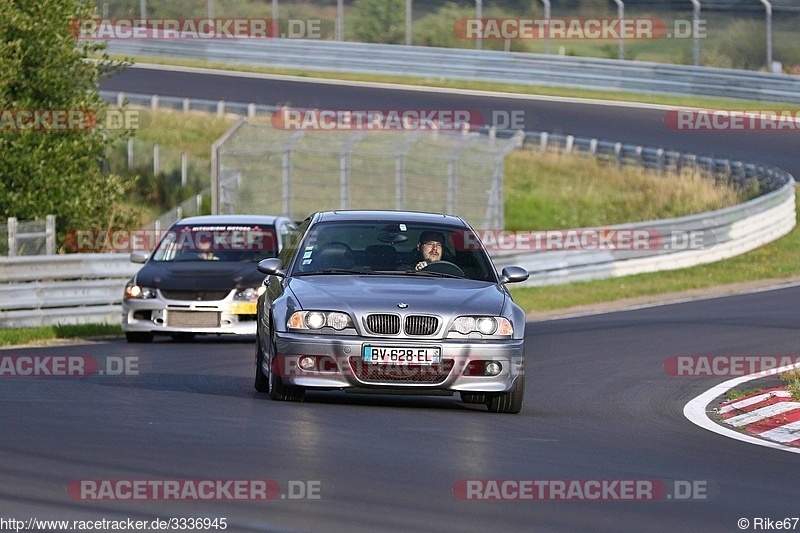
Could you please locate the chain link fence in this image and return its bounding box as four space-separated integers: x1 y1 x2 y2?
213 119 523 229
94 0 800 70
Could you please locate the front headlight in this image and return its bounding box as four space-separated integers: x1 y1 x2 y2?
124 283 157 300
288 311 353 331
449 316 513 336
234 287 265 301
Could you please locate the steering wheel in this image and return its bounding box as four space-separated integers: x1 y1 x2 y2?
421 260 464 277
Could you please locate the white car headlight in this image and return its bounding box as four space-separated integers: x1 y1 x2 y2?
124 283 157 299
450 316 513 336
234 287 263 301
288 311 353 331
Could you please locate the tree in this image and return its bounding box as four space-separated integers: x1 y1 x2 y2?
350 0 405 45
0 0 137 247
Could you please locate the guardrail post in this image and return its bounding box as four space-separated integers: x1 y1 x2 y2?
183 98 190 113
340 152 350 209
540 132 549 152
217 101 225 117
181 153 187 186
7 217 17 258
614 142 623 170
565 135 574 155
656 148 665 174
45 215 56 255
153 144 159 175
176 206 183 220
116 92 125 107
150 95 159 111
127 137 133 171
589 138 598 155
196 193 202 215
248 103 256 119
635 146 643 167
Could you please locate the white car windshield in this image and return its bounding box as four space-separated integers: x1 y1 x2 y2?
151 225 278 262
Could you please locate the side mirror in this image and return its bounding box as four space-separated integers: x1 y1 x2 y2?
500 266 529 284
130 251 149 264
257 257 285 277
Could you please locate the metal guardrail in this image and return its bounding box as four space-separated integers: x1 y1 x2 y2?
0 254 138 328
106 39 800 103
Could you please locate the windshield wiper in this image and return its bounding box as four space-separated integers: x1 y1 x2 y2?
294 269 373 276
409 270 465 279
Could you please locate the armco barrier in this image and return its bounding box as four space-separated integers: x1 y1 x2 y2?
106 39 800 104
0 254 138 328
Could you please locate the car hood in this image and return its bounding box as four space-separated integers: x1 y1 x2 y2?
287 275 506 316
134 261 264 290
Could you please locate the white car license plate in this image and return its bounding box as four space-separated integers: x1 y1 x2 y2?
363 346 441 365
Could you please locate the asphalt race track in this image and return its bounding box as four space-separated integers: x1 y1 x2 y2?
1 67 798 532
2 287 799 531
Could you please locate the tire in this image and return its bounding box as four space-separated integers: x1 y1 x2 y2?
125 332 153 343
256 333 304 401
254 337 270 393
268 358 305 402
486 362 525 414
461 392 488 404
170 333 196 342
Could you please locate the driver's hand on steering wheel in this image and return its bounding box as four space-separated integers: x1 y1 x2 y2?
415 261 428 271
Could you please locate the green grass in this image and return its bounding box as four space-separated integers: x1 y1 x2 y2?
510 190 800 313
504 151 745 230
0 324 123 347
781 368 800 401
131 110 236 159
724 387 763 402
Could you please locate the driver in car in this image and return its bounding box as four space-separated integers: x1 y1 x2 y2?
414 231 445 271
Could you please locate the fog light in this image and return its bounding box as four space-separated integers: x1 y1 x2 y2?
298 356 316 371
485 362 502 376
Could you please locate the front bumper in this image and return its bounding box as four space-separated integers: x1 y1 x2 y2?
268 332 525 393
121 292 258 335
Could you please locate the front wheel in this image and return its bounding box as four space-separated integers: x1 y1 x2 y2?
254 338 269 393
486 361 525 414
268 356 305 401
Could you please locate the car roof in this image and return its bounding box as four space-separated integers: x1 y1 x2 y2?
173 214 284 226
314 210 468 227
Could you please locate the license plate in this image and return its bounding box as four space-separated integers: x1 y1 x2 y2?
363 346 441 365
229 302 257 314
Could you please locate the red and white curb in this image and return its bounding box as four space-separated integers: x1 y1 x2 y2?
684 362 800 454
716 388 800 447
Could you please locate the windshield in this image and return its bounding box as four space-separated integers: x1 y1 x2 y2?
151 225 278 262
292 221 496 282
